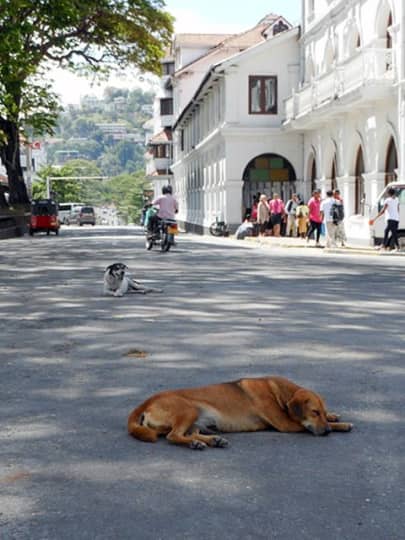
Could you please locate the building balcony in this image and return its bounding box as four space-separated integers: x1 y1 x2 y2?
160 114 174 127
145 157 172 177
284 48 395 129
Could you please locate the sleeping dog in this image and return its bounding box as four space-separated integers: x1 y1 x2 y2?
128 376 353 449
103 263 162 297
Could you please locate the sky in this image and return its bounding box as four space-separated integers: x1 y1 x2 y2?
52 0 301 105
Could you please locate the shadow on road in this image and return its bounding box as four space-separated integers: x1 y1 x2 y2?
1 228 404 539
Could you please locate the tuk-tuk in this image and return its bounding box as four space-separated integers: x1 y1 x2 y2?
29 199 60 236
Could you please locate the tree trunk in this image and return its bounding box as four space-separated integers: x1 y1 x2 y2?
0 118 30 206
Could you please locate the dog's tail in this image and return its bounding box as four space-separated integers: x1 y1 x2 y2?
127 403 158 443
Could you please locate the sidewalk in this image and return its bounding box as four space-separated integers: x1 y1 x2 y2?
244 234 405 256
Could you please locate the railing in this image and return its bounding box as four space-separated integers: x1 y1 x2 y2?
285 48 394 122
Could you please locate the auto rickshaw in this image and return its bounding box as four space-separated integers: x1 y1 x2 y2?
29 199 60 236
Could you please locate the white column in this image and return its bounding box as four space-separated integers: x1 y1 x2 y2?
225 178 243 229
362 172 386 215
337 175 356 216
317 176 328 196
398 4 405 180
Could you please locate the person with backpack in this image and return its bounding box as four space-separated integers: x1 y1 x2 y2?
332 189 346 247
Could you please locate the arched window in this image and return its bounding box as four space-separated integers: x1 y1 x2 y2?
310 155 317 193
355 147 365 214
331 157 337 190
385 137 398 185
242 153 296 215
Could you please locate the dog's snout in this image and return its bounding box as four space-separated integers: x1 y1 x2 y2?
322 424 332 436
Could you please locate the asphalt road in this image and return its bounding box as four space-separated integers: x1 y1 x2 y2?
1 226 404 540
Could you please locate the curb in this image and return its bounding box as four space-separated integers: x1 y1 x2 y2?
243 236 405 256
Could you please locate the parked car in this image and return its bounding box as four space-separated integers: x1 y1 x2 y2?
58 202 83 224
29 199 60 236
67 206 82 225
78 206 96 226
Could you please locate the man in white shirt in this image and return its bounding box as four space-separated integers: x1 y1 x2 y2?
369 187 400 251
320 190 336 248
285 193 299 237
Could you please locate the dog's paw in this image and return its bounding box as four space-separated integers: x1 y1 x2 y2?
327 413 340 422
190 440 207 450
113 292 124 297
344 423 353 432
212 436 229 448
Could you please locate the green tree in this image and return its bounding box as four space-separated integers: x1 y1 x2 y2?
0 1 173 207
107 171 150 223
34 159 102 202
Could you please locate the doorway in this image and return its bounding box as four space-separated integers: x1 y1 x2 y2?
242 153 297 216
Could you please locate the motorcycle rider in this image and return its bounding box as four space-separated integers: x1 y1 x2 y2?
148 184 178 235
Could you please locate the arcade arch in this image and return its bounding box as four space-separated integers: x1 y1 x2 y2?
354 146 365 214
385 136 398 185
242 153 297 213
307 152 318 193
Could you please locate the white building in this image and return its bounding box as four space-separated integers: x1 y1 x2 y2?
284 0 401 241
172 17 299 232
147 2 403 239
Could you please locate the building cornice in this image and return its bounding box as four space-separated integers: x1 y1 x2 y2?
301 0 356 43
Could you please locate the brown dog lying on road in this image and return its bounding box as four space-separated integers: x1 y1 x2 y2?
128 376 353 449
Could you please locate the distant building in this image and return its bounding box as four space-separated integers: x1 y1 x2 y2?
147 13 296 232
146 2 404 240
54 150 80 165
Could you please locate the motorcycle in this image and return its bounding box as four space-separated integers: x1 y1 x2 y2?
145 217 178 251
209 216 229 237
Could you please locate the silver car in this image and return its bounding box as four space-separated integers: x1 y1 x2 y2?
78 206 96 226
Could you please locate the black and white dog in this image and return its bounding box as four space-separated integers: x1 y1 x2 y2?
103 263 162 297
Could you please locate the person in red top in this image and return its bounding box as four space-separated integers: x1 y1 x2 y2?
306 190 323 247
269 193 285 237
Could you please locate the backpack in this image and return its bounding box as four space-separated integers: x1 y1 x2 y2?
332 203 344 224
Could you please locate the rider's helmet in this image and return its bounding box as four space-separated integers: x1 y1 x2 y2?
162 184 173 195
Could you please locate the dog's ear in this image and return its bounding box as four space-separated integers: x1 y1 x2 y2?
105 264 114 272
287 399 302 419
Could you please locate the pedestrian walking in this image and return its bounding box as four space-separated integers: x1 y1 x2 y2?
296 199 309 238
306 190 323 247
320 190 336 248
369 187 400 251
269 193 285 237
285 193 299 237
332 189 346 247
257 194 270 237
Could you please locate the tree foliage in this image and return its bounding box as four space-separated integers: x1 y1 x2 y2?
33 159 150 223
0 0 173 205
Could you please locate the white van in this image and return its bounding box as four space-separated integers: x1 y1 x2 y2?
58 202 83 225
369 182 405 245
